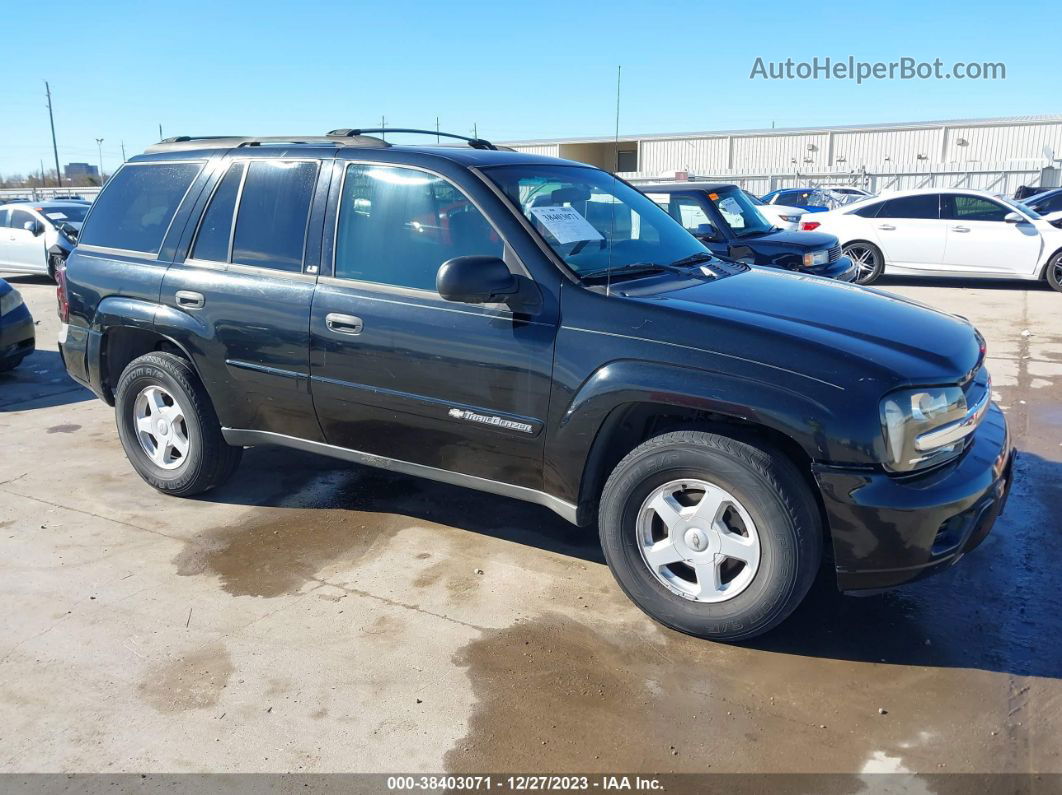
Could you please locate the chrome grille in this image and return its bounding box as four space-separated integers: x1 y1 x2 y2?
828 244 842 262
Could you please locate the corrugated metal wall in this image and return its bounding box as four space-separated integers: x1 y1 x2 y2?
511 119 1062 181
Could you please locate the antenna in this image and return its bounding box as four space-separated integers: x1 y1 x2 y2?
606 64 621 298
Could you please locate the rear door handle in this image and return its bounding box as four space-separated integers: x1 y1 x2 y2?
175 290 205 309
325 313 364 335
950 225 970 233
877 224 896 231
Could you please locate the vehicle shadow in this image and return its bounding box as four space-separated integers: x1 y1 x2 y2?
746 449 1062 679
877 274 1054 291
202 444 1061 678
200 444 604 565
0 349 94 411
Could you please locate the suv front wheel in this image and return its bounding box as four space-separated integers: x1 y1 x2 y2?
115 352 242 496
599 430 822 642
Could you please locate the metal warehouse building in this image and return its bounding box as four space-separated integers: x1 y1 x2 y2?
503 115 1062 195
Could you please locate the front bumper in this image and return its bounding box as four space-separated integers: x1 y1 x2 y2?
810 255 857 282
0 303 35 365
814 402 1013 591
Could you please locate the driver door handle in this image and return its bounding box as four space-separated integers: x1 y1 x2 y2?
325 313 364 336
950 225 970 232
175 290 205 309
877 224 896 231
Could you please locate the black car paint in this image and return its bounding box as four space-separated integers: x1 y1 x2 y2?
638 183 855 280
0 279 35 368
59 144 1012 592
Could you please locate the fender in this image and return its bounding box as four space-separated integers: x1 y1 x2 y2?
89 297 206 403
543 359 843 516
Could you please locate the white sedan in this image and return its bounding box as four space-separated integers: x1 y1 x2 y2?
740 190 805 230
801 188 1062 292
0 200 89 281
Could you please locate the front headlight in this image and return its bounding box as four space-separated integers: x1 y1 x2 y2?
879 383 989 472
0 290 24 316
803 249 829 267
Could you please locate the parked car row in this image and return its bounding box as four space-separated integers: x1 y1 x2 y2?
53 129 1013 642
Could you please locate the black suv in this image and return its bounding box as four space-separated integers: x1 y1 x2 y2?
58 129 1013 641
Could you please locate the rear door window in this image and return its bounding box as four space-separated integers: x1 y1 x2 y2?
231 160 318 272
877 194 940 219
191 162 245 263
78 162 202 254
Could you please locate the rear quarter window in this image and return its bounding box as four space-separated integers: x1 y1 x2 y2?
78 162 202 254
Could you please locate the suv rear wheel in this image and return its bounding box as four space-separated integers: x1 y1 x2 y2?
115 352 242 496
598 430 822 642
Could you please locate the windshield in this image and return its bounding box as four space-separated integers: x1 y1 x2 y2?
483 165 709 277
742 190 765 206
707 186 774 237
39 206 89 225
998 194 1042 220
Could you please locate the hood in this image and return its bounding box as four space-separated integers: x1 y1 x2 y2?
627 268 981 388
735 228 837 251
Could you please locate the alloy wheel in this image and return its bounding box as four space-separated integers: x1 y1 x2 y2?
133 385 189 470
636 479 761 603
844 244 878 282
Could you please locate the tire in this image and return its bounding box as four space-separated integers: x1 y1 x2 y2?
1046 251 1062 293
843 241 884 285
598 430 822 642
114 352 242 496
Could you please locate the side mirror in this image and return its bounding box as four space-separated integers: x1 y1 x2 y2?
24 220 44 236
437 256 518 305
694 223 722 242
1004 212 1025 224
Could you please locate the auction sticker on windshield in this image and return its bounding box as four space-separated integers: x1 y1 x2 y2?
530 206 605 245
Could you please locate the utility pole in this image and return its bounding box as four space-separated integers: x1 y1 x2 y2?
158 123 163 140
380 116 386 142
96 138 105 184
472 122 478 139
436 116 440 144
44 81 63 187
121 140 127 162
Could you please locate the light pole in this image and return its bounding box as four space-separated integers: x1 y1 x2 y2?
95 138 104 184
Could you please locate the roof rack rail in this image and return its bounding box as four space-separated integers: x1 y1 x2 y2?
144 134 390 154
327 128 499 150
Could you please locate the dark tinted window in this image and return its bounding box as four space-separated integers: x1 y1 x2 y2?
941 194 1008 222
0 209 8 228
334 164 503 290
78 162 201 253
192 163 244 262
852 202 883 218
878 194 939 219
231 160 318 272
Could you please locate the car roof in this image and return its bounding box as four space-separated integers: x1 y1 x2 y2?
635 182 734 193
0 200 88 209
128 141 580 170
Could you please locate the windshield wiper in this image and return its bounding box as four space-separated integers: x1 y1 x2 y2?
667 252 716 268
578 262 688 283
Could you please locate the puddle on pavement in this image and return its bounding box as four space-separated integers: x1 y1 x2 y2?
45 423 81 434
173 471 419 598
138 642 234 713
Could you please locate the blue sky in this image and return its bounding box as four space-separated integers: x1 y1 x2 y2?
2 0 1056 176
